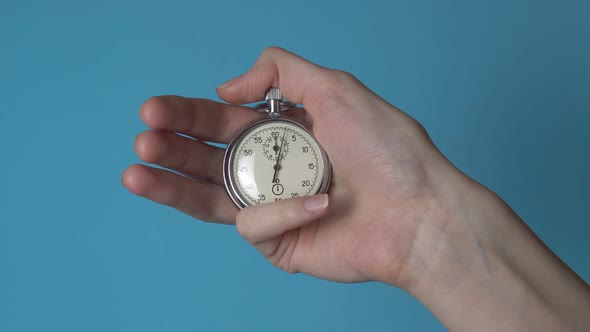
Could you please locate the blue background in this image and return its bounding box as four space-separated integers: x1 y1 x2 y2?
1 0 588 331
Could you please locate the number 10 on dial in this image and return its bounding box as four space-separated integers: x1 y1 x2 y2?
223 88 331 208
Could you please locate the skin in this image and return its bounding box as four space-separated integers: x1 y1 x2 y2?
122 47 590 331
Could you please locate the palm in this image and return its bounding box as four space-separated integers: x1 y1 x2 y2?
269 99 437 283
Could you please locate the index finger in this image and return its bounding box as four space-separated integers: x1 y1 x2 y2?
140 96 312 143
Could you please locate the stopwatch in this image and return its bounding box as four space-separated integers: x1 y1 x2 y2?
223 87 331 208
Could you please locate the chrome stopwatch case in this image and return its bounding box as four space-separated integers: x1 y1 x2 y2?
223 88 331 208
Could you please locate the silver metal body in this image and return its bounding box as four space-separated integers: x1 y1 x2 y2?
223 88 332 209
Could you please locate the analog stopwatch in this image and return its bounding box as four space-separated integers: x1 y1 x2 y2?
223 87 331 208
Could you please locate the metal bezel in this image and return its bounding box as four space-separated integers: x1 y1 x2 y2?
223 114 332 209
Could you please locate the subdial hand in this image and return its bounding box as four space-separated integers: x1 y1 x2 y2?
272 129 288 183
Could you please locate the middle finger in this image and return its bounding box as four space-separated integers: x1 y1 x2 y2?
135 130 225 185
140 96 262 143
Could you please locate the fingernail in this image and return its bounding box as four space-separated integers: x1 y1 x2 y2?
304 194 329 213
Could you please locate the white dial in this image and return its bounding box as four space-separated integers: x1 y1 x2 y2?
227 119 327 206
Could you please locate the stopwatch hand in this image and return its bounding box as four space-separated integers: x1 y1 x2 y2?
272 129 288 183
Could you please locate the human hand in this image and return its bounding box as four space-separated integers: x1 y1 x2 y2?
123 47 590 331
122 47 460 287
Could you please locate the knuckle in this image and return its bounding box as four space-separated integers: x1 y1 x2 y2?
261 46 287 58
177 141 192 171
413 120 430 140
331 70 357 84
277 203 298 221
322 70 358 90
314 70 361 110
162 184 183 208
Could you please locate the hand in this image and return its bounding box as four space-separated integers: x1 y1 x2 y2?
123 47 590 331
122 47 455 285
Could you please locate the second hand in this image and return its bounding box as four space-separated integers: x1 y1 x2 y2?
272 128 288 184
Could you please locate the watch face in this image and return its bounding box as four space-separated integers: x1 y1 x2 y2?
225 118 329 207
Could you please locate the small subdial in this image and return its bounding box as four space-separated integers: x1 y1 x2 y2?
262 135 290 161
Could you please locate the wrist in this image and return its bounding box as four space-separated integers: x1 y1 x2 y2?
398 171 509 326
389 162 590 331
386 164 520 328
384 164 496 290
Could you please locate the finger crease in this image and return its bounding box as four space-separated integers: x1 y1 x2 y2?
265 233 284 258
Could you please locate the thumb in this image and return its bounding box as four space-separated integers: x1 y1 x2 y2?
236 194 330 256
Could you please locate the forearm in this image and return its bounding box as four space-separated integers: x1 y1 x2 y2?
397 170 590 331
